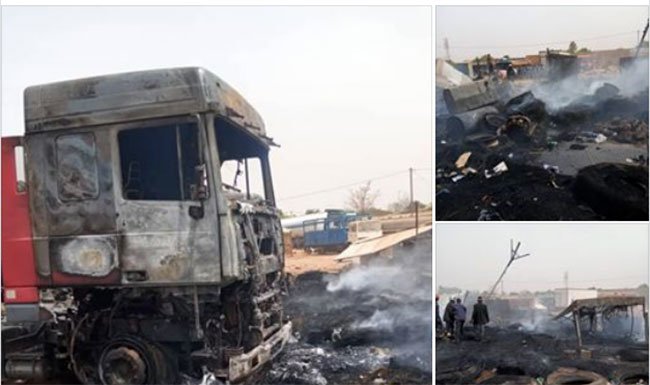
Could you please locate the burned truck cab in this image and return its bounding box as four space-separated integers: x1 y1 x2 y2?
3 68 290 384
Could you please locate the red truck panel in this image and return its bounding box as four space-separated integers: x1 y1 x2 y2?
2 136 42 301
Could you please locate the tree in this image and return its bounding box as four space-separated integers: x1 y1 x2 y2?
387 191 411 213
304 209 320 215
346 181 379 214
568 41 578 55
576 47 591 54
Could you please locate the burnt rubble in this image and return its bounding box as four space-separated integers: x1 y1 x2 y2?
266 239 432 385
437 73 649 221
436 324 648 385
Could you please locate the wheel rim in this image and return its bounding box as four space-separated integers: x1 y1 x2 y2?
98 337 155 385
100 346 148 385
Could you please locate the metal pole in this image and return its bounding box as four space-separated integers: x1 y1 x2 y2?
573 310 582 350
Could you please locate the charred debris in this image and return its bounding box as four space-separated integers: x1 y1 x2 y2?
436 60 649 221
437 291 649 385
265 232 433 385
437 240 649 384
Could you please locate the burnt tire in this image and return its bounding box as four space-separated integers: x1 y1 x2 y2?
436 360 481 385
612 368 649 384
546 367 609 385
573 163 648 220
617 347 649 363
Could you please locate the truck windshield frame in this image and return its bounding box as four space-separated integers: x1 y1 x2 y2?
214 116 276 205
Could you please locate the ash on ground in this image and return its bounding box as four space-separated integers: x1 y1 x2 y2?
266 237 432 385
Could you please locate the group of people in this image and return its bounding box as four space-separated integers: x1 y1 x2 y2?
435 295 490 342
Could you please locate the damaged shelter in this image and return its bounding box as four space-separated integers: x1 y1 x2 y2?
553 296 648 350
436 54 649 221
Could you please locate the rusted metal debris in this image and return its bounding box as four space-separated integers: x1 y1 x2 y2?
497 115 536 143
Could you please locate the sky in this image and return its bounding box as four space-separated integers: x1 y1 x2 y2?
436 223 649 293
1 6 432 215
436 6 650 61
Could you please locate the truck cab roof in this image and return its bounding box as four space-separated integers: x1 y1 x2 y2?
24 67 275 145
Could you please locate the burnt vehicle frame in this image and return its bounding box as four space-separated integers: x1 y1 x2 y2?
2 67 291 384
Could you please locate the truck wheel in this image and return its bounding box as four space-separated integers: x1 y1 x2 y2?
98 336 175 385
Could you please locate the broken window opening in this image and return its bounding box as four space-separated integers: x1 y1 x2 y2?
215 117 270 202
118 122 203 201
221 157 265 200
56 133 99 201
14 145 26 193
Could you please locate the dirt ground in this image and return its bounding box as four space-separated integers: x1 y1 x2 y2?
284 250 351 276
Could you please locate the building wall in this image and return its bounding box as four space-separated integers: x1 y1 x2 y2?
554 288 598 308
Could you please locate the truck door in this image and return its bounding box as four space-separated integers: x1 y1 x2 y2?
114 116 222 285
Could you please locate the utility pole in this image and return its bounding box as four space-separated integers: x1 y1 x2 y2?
409 167 414 205
487 240 531 299
409 167 419 234
564 271 569 291
564 271 569 307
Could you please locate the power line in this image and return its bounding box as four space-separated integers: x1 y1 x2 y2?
438 30 637 51
279 169 407 201
413 169 432 185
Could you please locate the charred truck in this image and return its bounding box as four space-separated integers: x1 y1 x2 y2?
1 68 291 384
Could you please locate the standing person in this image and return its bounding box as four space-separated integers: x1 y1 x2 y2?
453 298 467 342
443 298 455 337
435 295 443 331
471 296 490 341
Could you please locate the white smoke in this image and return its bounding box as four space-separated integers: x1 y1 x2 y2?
525 57 649 112
352 310 395 331
326 266 401 293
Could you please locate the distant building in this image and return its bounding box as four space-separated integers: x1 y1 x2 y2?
577 48 638 72
554 288 598 309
